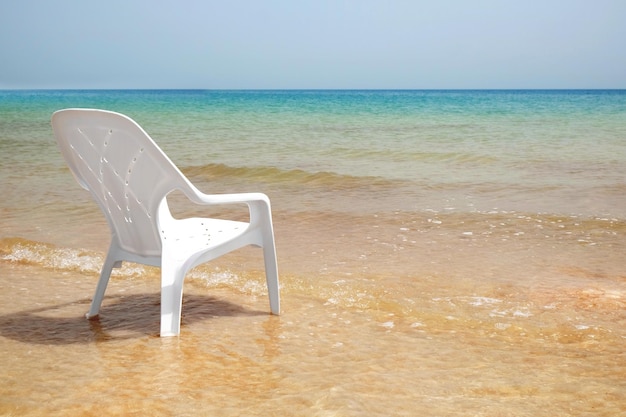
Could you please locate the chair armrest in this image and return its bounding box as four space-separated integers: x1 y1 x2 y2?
179 187 273 228
185 190 270 206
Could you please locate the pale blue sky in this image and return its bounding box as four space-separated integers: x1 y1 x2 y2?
1 0 625 89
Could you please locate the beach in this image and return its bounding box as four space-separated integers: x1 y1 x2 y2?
1 90 625 415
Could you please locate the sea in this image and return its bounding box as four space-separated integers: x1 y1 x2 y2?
1 90 625 416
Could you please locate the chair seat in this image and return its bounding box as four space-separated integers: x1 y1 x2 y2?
161 217 250 261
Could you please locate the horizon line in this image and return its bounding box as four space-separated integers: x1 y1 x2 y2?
2 87 625 92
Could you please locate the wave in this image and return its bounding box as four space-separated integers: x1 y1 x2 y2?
182 163 400 189
0 237 150 277
323 146 501 165
0 237 266 294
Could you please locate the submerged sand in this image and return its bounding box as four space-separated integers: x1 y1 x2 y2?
1 236 624 416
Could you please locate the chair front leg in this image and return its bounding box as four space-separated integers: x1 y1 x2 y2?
160 258 187 337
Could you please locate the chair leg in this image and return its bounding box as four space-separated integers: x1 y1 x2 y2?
160 259 186 337
85 253 120 319
262 238 280 315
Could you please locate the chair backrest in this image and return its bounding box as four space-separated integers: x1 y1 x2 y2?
52 109 192 257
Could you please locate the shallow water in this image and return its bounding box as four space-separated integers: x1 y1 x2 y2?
1 90 625 415
1 257 624 416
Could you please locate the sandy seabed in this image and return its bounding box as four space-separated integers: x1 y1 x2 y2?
1 255 624 416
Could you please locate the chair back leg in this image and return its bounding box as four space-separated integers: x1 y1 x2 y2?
86 251 120 319
262 237 280 315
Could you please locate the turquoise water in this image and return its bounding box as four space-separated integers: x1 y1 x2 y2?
2 89 625 218
1 88 625 292
1 90 625 415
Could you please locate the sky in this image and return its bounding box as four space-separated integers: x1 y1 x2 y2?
1 0 625 89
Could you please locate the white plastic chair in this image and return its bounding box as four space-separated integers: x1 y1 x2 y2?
51 109 280 336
